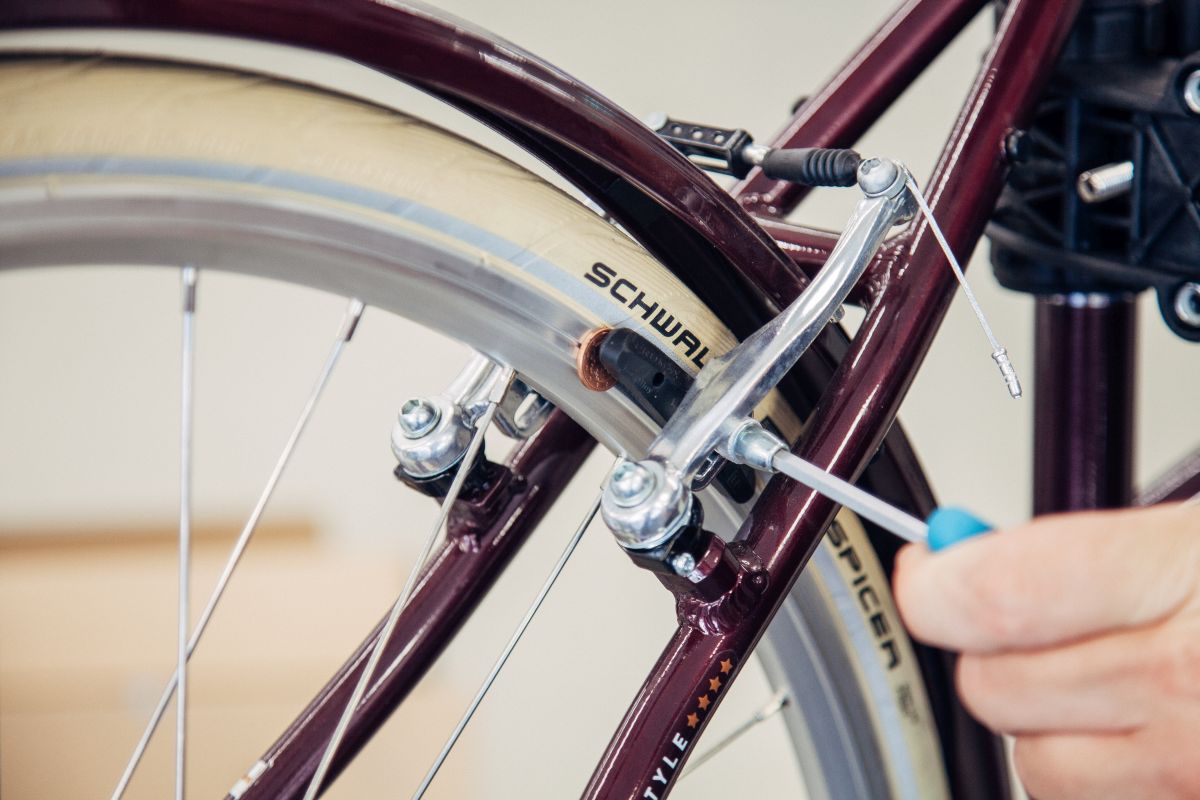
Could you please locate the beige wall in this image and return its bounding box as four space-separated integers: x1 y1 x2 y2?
2 1 1197 797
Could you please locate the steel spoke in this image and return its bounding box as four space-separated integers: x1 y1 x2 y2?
678 691 789 780
412 488 605 799
110 298 366 800
302 366 514 800
176 265 198 800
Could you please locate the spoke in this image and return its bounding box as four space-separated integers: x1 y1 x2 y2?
677 691 789 780
176 265 198 800
303 366 514 800
412 488 605 799
110 298 365 800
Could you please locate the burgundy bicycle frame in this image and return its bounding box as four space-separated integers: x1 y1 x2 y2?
5 0 1192 797
585 3 1083 796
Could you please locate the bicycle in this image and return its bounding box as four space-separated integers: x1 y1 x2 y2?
1 0 1197 798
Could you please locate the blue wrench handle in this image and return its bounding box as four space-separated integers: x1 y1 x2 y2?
926 507 993 551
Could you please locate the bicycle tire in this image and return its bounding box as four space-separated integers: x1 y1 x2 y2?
0 54 985 799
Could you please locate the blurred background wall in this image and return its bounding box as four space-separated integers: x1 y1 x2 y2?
1 1 1196 797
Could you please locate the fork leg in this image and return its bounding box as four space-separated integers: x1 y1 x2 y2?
230 412 593 800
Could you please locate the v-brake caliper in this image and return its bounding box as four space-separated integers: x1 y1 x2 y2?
598 155 929 590
599 117 1025 581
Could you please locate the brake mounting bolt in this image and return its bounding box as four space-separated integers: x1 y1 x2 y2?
609 461 657 507
670 552 697 577
398 397 440 439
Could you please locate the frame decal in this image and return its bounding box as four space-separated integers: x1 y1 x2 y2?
640 653 736 799
585 261 712 368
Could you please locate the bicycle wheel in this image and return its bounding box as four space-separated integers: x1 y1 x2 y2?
0 54 974 799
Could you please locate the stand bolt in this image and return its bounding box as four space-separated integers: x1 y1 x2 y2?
398 397 440 439
1175 283 1200 327
1004 129 1030 163
609 461 658 507
1077 161 1133 204
1182 69 1200 115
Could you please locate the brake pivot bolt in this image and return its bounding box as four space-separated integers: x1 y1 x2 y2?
609 461 657 507
398 397 440 439
670 552 696 576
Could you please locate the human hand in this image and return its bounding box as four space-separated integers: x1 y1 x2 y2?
894 503 1200 799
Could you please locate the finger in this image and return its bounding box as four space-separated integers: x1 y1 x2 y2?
893 504 1200 653
955 624 1167 734
1013 731 1149 800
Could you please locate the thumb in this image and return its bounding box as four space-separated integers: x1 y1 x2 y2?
894 503 1200 653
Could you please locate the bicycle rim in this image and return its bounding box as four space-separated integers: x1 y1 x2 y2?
0 54 949 799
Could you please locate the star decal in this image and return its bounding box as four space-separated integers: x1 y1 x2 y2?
719 658 733 675
697 694 710 711
708 676 722 692
686 712 700 729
